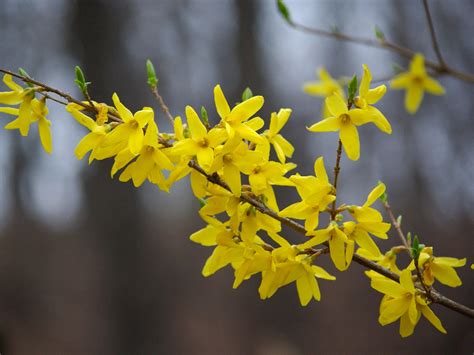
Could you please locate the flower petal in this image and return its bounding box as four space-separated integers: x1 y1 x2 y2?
307 117 340 132
214 85 231 119
340 124 360 161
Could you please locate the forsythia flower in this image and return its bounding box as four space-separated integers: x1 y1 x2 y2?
214 84 264 143
172 105 227 172
114 120 174 188
409 247 466 287
354 64 392 134
263 108 294 164
258 233 335 306
210 137 260 196
349 182 391 239
307 92 372 160
67 103 109 163
240 143 295 208
358 247 401 274
370 269 446 337
303 67 345 118
279 157 335 233
103 93 153 155
390 53 445 114
2 98 52 153
302 222 349 271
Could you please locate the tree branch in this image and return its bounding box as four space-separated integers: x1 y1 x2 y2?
286 20 474 84
422 0 446 67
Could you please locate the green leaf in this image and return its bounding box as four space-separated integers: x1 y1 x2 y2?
200 106 209 126
198 198 207 207
276 0 291 23
18 67 34 87
241 87 253 101
347 74 358 103
146 59 158 87
374 25 385 42
411 234 424 260
74 66 91 94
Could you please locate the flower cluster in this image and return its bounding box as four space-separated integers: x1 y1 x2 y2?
0 57 467 339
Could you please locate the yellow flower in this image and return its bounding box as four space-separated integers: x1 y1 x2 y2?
114 120 174 188
354 64 392 134
2 98 52 153
102 93 153 155
349 182 391 239
279 157 335 233
171 105 227 172
67 103 109 163
214 84 264 143
258 233 335 306
263 108 294 163
371 269 446 337
210 137 260 196
358 246 401 274
0 74 29 104
303 68 345 118
307 92 372 160
409 247 466 287
2 95 33 137
240 143 295 209
303 223 349 271
390 53 445 114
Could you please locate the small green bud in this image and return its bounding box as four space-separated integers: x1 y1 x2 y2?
200 106 209 126
406 232 412 248
331 25 340 34
411 234 424 260
19 68 34 87
146 59 158 87
335 214 344 222
241 87 253 101
374 25 385 42
74 66 91 94
276 0 291 23
396 215 402 226
347 74 358 103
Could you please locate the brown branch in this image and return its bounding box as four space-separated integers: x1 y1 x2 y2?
382 201 410 251
0 68 122 123
330 140 343 219
287 20 474 84
188 160 474 318
422 0 446 67
149 86 175 126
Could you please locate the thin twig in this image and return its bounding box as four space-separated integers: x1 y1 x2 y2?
150 86 175 126
382 201 410 251
287 20 474 84
0 68 122 123
382 201 434 298
330 140 343 219
422 0 446 67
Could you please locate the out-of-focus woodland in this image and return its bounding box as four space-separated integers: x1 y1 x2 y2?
0 0 472 353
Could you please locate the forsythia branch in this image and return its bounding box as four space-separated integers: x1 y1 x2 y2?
188 158 474 319
284 16 474 84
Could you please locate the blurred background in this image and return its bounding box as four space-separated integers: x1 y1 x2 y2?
0 0 473 353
